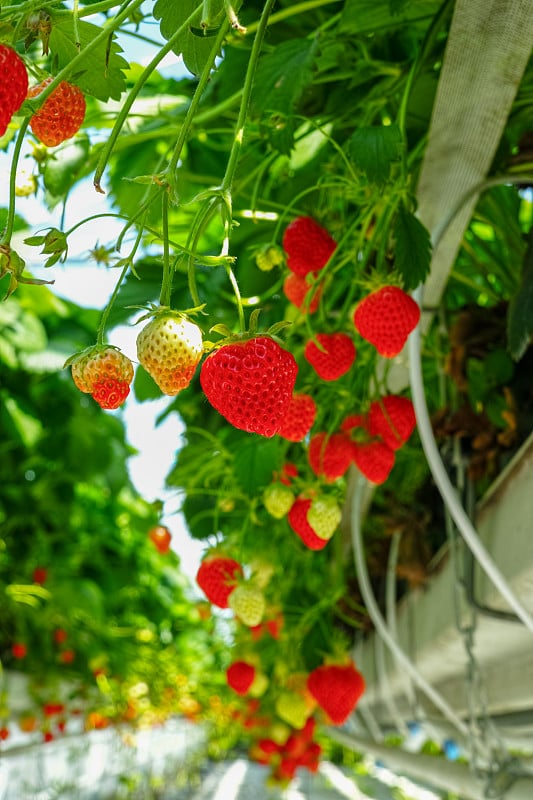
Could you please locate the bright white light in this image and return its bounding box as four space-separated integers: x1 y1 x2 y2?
318 762 364 799
240 209 278 220
212 759 249 800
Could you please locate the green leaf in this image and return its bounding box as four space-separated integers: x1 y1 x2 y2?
339 0 439 34
133 365 163 402
348 124 403 184
252 38 318 155
153 0 225 76
43 136 91 197
48 16 129 102
507 229 533 361
393 205 432 290
1 395 43 447
233 436 282 495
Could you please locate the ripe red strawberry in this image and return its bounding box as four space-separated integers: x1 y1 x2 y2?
28 79 86 147
277 392 316 442
0 45 28 136
148 525 172 554
53 628 68 645
340 413 368 434
200 336 298 437
308 432 354 482
307 661 365 724
282 216 336 276
226 661 256 695
136 312 203 395
304 333 356 381
368 395 416 450
59 649 75 664
196 554 243 608
32 566 48 584
287 498 330 550
11 642 27 659
353 285 420 358
352 439 395 485
69 345 134 409
283 273 322 314
0 726 9 741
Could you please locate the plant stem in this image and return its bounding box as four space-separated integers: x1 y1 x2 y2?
96 260 130 344
93 3 204 193
1 119 30 246
159 191 171 307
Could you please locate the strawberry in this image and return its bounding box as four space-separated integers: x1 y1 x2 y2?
353 285 420 358
263 484 294 519
256 244 284 272
307 661 365 725
136 312 203 395
200 336 298 437
0 726 9 741
32 566 48 584
228 583 266 627
368 395 416 450
53 628 68 645
226 661 256 695
11 642 27 659
275 462 298 486
287 498 330 550
307 495 342 540
308 432 354 482
275 691 311 730
352 439 395 484
277 392 316 442
59 649 75 664
148 525 172 554
69 345 134 410
283 273 322 314
304 333 356 381
196 554 243 608
28 79 86 147
0 45 28 136
282 216 336 276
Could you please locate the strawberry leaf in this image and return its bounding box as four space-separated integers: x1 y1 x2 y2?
507 227 533 361
339 0 439 34
348 124 403 184
393 205 432 290
48 16 129 102
153 0 226 76
233 436 282 495
252 38 318 155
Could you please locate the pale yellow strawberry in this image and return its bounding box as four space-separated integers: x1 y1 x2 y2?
307 495 342 540
275 691 311 730
229 583 266 627
263 484 295 519
250 559 275 588
136 312 203 395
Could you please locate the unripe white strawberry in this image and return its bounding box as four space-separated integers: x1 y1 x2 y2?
137 311 203 395
307 495 342 540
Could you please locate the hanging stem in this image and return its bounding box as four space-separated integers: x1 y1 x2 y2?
1 119 30 246
159 190 172 307
96 260 131 344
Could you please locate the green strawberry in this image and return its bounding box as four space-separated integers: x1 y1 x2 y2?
307 495 342 540
229 583 266 627
275 691 311 730
263 484 295 519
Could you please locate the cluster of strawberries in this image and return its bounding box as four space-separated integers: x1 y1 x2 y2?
195 552 365 785
1 43 86 144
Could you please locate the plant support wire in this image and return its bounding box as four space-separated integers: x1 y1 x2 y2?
351 476 470 741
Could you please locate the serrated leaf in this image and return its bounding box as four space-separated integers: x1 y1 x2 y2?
348 124 403 184
48 16 129 102
233 436 282 495
393 205 432 290
252 38 318 155
153 0 225 76
507 229 533 361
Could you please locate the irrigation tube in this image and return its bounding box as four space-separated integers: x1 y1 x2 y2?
351 476 470 740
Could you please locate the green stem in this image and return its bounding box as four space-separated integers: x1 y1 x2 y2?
93 3 204 193
220 0 277 195
1 119 30 245
96 260 130 344
159 191 171 307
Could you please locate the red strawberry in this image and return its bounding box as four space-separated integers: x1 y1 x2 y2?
275 462 299 486
11 642 27 659
304 333 356 381
136 312 203 395
282 217 336 276
53 628 68 645
226 661 256 695
200 336 298 437
283 272 322 314
32 566 48 584
287 498 329 551
69 345 134 410
59 649 75 664
307 661 365 725
340 413 368 434
0 726 9 741
0 45 28 136
196 554 243 608
148 525 172 554
28 79 86 147
308 432 354 482
277 392 316 441
368 395 416 450
352 439 395 484
353 285 420 357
